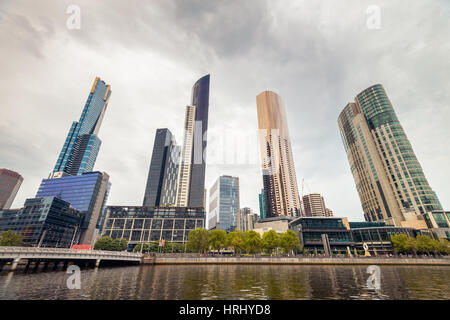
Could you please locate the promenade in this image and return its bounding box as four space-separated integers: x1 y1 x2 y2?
142 253 450 266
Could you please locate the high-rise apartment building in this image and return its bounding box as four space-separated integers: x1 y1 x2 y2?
338 84 442 228
176 106 196 207
239 207 258 232
176 75 210 208
36 171 110 245
0 169 23 210
302 193 333 217
53 77 111 176
256 91 302 218
208 175 240 232
143 129 180 207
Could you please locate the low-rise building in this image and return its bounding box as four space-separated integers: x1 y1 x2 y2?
0 197 81 248
101 206 206 247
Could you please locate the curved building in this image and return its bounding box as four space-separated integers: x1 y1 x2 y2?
256 91 302 217
338 84 442 227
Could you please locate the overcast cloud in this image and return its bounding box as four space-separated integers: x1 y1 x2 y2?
0 0 449 221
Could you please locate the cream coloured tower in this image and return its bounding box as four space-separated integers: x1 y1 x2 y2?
256 91 302 217
176 105 196 207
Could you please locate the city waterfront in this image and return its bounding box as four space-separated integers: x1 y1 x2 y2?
0 264 449 300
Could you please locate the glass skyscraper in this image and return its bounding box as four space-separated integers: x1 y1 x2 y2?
338 84 442 228
53 77 111 176
143 128 180 207
208 175 240 232
36 171 110 244
258 189 267 219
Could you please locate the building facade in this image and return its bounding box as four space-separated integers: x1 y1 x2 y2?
0 197 81 248
239 207 258 232
303 193 332 217
102 206 205 245
208 175 240 232
143 128 180 207
258 189 267 219
176 106 196 207
256 91 302 218
0 169 23 210
176 75 210 208
36 171 110 245
338 84 441 227
422 211 450 239
53 77 111 176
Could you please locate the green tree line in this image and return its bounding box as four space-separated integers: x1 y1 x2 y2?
390 234 449 255
186 229 302 255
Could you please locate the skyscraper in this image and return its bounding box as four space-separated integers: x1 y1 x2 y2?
143 128 180 207
303 193 333 217
53 77 111 176
338 84 442 227
256 91 302 218
208 175 240 232
0 169 23 210
176 75 210 208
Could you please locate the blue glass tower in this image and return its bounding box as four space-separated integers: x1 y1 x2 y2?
53 77 111 176
36 171 111 245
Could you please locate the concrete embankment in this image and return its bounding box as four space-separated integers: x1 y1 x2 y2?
142 256 450 266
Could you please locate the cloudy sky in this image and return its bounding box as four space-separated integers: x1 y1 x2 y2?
1 0 449 221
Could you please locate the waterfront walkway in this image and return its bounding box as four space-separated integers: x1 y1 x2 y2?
143 254 450 266
0 247 142 271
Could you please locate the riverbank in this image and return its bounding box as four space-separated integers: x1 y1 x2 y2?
143 256 450 266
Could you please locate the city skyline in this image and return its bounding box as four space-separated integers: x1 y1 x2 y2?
1 1 449 222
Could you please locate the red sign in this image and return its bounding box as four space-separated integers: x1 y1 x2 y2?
72 245 92 250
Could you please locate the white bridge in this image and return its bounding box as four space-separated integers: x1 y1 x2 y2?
0 247 142 271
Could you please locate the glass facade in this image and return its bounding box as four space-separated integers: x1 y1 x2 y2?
36 172 109 231
143 129 179 206
338 84 442 226
0 197 81 248
208 176 240 232
102 206 205 245
187 75 210 208
258 189 267 219
53 77 111 176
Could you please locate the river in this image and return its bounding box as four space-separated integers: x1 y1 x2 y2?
0 265 449 300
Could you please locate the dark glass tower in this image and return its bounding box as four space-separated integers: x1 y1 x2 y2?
143 129 180 207
188 74 210 208
53 77 111 176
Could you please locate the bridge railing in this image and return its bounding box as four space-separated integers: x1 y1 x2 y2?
0 247 142 258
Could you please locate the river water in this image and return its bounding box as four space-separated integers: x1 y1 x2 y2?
0 265 448 300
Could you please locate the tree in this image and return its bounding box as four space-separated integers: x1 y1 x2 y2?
415 235 437 254
404 237 418 254
242 230 262 254
262 230 280 255
279 230 301 255
94 236 113 250
0 230 22 246
390 234 409 254
436 238 450 255
94 236 128 251
208 230 227 254
186 229 210 254
226 231 244 255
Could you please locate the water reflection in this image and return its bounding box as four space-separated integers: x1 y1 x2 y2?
0 265 448 300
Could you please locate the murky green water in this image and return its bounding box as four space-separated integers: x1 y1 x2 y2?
0 265 449 300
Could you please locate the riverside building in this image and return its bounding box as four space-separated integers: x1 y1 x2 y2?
338 84 442 228
256 91 302 218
